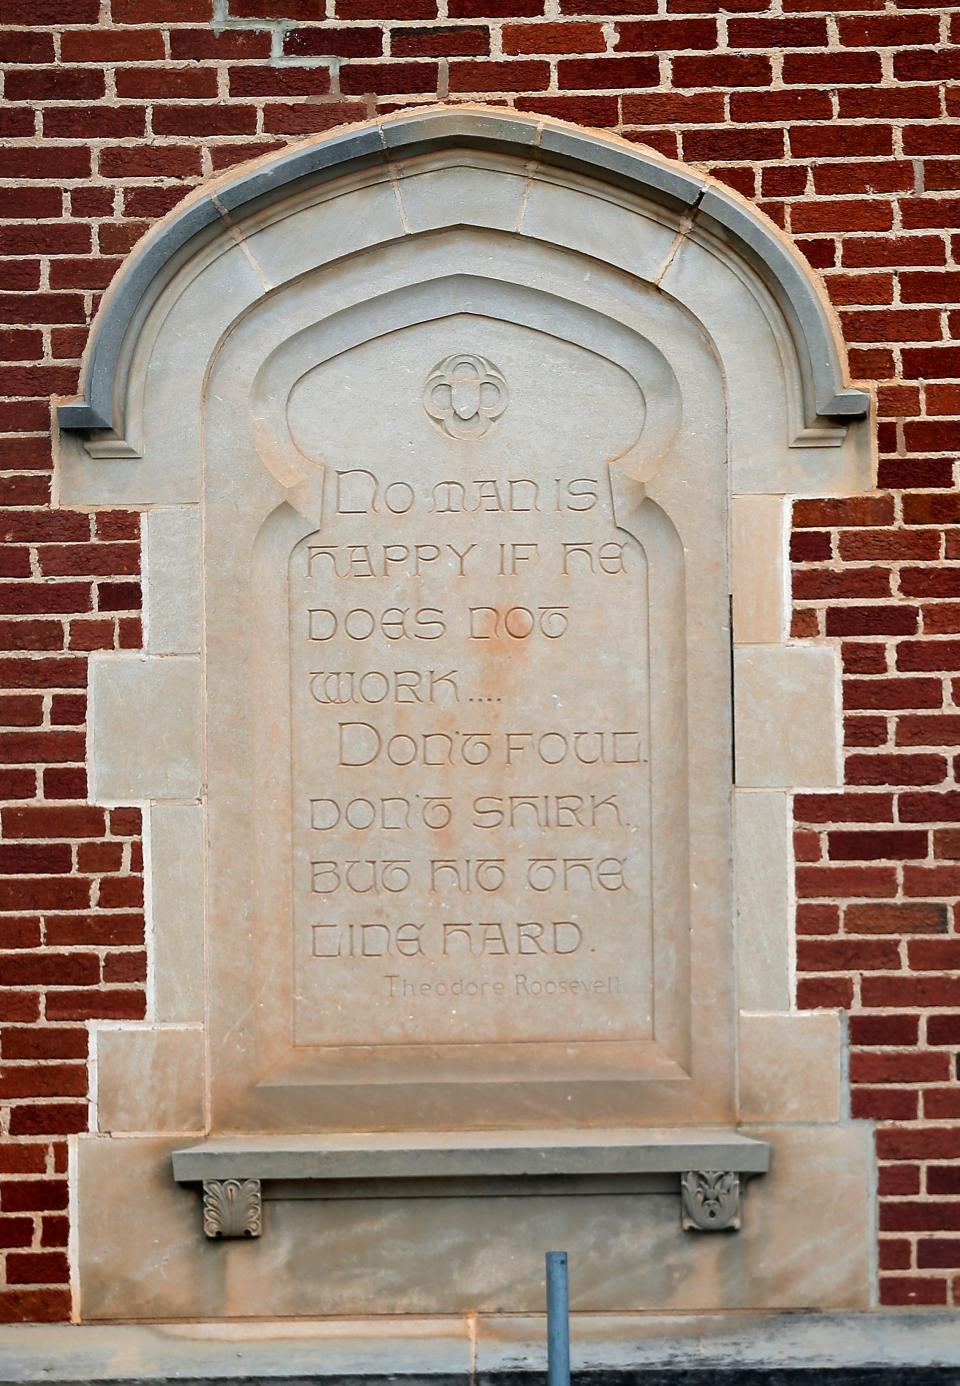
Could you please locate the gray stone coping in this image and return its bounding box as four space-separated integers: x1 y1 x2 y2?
1 1314 959 1382
55 106 870 439
171 1127 771 1183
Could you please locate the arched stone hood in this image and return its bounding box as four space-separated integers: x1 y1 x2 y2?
58 103 870 448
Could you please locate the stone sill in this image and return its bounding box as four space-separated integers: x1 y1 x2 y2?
171 1129 769 1237
171 1127 770 1183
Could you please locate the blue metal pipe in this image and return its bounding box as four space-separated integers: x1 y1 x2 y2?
546 1251 570 1386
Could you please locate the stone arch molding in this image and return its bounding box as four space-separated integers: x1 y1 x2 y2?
58 107 880 1320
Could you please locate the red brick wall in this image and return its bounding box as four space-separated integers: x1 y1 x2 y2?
1 0 959 1322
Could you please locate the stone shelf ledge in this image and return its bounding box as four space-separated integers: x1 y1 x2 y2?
172 1129 770 1239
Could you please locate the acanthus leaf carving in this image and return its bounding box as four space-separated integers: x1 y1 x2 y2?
202 1178 262 1239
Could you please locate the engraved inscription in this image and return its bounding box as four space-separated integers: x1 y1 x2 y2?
289 324 656 1049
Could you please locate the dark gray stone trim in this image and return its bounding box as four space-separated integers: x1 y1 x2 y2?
56 107 869 438
5 1371 960 1385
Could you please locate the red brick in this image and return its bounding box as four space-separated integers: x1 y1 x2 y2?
840 13 938 45
927 1015 960 1045
7 1103 86 1136
4 69 105 102
878 1129 960 1161
44 990 146 1022
0 1181 67 1214
797 937 901 969
841 87 941 120
898 641 960 672
116 66 218 99
516 95 620 125
896 49 960 82
672 54 771 86
877 1232 914 1260
902 197 960 232
793 125 893 159
881 1203 960 1236
908 938 960 970
0 33 56 62
40 1217 69 1248
840 307 942 343
616 18 715 48
795 792 893 823
41 770 84 803
827 272 894 308
796 903 839 935
559 0 650 13
785 51 883 83
0 1064 87 1099
852 1088 919 1120
795 199 895 234
170 27 271 59
1 1027 87 1060
841 529 940 561
844 679 943 711
826 606 917 636
845 902 948 934
796 865 898 898
0 993 40 1023
342 59 442 92
728 15 824 44
60 30 166 62
828 829 927 861
557 56 658 87
797 976 854 1009
0 1289 71 1322
0 1218 34 1250
499 20 598 51
622 92 723 122
918 1238 960 1267
850 1014 919 1044
5 1252 69 1286
114 0 211 15
794 496 893 528
683 128 784 160
864 977 960 1008
851 1051 950 1083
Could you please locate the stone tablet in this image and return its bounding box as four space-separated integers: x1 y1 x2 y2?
288 328 652 1049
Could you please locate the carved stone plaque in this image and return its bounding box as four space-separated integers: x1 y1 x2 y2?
202 225 733 1128
287 321 654 1049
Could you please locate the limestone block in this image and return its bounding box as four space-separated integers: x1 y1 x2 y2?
731 495 786 644
735 790 791 1012
397 164 528 234
739 1012 843 1124
519 177 680 285
96 1027 204 1134
144 507 201 655
149 803 204 1024
734 645 841 789
88 655 201 803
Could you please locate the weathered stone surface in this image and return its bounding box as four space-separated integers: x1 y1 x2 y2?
6 1312 960 1383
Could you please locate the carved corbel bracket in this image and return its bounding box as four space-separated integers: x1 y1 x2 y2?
680 1169 741 1232
202 1178 262 1239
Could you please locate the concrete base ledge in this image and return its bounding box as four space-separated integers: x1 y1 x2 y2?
1 1315 959 1384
